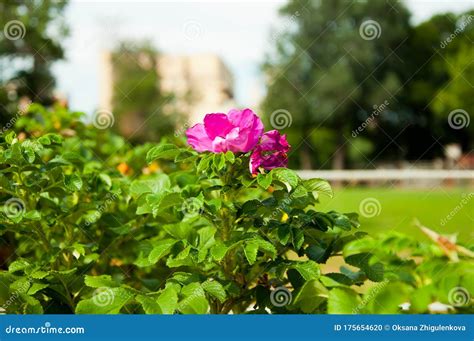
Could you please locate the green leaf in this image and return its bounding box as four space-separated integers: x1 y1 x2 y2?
30 270 49 279
210 242 228 261
99 173 112 188
5 131 17 144
257 173 272 190
272 168 299 192
163 222 193 240
130 175 170 197
24 210 41 221
254 238 277 257
147 144 180 162
327 288 361 314
178 284 209 314
76 287 134 314
84 275 119 288
244 241 259 265
157 286 179 314
197 154 213 173
292 279 328 313
28 283 49 295
292 228 304 250
22 147 35 163
64 174 83 192
148 239 176 264
277 225 291 245
136 295 162 314
166 246 193 268
303 178 333 198
155 193 182 212
365 282 412 314
225 151 235 163
345 253 384 282
8 259 30 273
290 261 321 281
202 280 227 303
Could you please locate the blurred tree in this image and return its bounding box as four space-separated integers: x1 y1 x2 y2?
393 11 474 160
262 0 411 169
432 42 474 150
110 41 182 142
0 0 68 125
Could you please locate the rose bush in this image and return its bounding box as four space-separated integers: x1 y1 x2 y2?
0 105 472 314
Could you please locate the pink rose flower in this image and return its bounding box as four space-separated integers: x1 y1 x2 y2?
186 109 264 153
249 130 290 174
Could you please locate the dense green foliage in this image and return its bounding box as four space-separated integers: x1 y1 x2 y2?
0 106 472 314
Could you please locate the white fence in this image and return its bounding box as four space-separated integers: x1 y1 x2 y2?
297 169 474 186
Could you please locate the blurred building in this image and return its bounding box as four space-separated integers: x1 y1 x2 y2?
99 52 235 124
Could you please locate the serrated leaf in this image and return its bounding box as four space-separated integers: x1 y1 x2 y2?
99 173 112 188
181 295 209 314
147 144 180 162
30 270 49 279
210 242 228 261
157 286 179 314
292 279 328 313
291 261 320 281
130 175 170 198
136 295 162 314
303 178 333 198
24 210 41 221
202 280 226 303
272 168 299 192
84 275 119 288
327 288 361 314
257 173 272 190
9 259 30 273
76 287 134 314
278 225 291 245
27 283 49 295
148 239 176 264
64 174 83 192
244 241 259 265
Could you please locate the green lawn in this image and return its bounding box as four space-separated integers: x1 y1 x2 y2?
318 187 474 244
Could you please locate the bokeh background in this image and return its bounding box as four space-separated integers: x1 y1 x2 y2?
1 0 473 242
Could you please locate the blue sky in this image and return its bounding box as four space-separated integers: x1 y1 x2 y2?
53 0 474 115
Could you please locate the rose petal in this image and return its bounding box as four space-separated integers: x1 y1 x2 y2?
203 113 234 140
186 123 214 152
